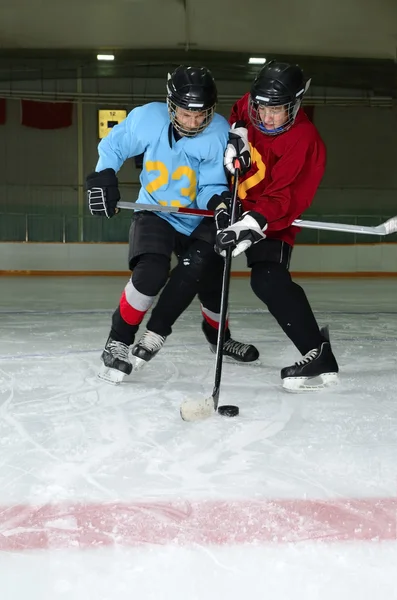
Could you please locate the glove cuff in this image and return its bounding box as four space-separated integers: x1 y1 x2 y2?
207 190 232 211
243 210 268 231
231 120 247 129
86 167 118 188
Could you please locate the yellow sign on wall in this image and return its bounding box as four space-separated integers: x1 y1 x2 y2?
98 109 127 139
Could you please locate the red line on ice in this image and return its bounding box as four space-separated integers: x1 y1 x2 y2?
0 498 396 551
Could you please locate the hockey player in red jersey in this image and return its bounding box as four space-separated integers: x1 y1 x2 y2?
218 60 339 390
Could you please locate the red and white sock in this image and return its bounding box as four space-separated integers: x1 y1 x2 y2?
201 304 229 332
120 280 156 326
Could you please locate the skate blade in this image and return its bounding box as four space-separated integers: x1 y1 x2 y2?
132 356 149 371
180 396 215 422
97 364 126 385
224 356 261 366
282 372 339 393
210 349 260 366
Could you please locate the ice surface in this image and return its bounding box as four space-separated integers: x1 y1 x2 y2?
1 276 397 599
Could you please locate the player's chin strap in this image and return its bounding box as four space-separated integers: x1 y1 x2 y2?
179 160 242 422
117 202 397 238
258 123 285 134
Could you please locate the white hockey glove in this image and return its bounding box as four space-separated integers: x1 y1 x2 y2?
223 121 251 176
216 211 267 258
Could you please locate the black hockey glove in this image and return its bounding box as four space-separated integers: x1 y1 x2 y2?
224 121 251 176
86 168 120 218
216 210 268 258
207 190 242 231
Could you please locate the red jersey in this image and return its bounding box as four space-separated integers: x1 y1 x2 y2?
230 93 326 246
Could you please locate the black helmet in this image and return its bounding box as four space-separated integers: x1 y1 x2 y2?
167 65 217 137
248 60 310 135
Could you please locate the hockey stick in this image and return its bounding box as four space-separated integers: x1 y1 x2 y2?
117 201 397 237
179 163 242 422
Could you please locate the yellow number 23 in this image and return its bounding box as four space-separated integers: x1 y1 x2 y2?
145 161 197 208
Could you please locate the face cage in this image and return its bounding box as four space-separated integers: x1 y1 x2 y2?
248 97 301 136
167 97 215 137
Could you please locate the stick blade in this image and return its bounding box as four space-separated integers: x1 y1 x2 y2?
180 396 215 422
382 216 397 235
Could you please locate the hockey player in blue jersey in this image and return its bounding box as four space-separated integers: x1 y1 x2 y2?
86 65 258 383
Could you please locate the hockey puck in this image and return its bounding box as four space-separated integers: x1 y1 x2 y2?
217 405 239 417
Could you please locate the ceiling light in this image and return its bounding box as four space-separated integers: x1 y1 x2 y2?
97 54 115 61
248 57 266 65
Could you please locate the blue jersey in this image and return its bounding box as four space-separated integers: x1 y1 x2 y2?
96 103 230 236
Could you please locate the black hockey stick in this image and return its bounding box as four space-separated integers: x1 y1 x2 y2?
180 161 241 421
210 165 241 416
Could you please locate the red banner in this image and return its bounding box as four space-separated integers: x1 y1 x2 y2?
21 99 73 129
0 98 6 125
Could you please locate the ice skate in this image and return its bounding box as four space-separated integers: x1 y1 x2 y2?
281 326 339 391
98 337 132 385
132 330 166 370
202 321 259 363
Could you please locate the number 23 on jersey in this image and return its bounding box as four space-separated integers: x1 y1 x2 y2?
145 161 197 208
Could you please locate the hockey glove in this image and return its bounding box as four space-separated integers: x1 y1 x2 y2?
224 121 251 176
207 191 242 231
216 210 268 258
86 168 120 218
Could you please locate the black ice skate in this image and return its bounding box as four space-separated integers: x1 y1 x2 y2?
98 336 132 385
281 326 339 391
132 330 166 370
202 322 259 363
